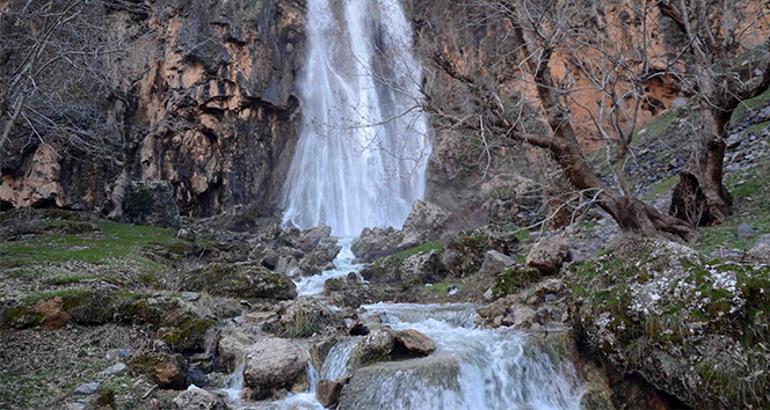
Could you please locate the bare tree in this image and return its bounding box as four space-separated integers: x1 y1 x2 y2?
420 0 768 242
658 0 770 225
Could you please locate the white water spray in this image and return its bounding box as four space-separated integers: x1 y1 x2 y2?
281 0 432 237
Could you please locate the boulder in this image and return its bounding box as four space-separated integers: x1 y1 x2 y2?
354 328 435 366
567 237 770 408
243 337 308 400
399 200 450 246
351 227 404 262
123 181 180 228
393 329 436 356
527 235 569 274
217 328 257 372
172 387 229 410
128 352 189 390
338 355 461 409
182 263 297 300
478 250 515 277
400 250 444 287
324 276 367 309
748 234 770 262
316 378 348 407
263 298 344 338
736 223 755 239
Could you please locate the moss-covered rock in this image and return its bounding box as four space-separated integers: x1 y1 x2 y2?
182 262 297 300
128 352 189 390
567 236 770 408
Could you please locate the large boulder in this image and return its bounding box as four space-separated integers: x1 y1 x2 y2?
441 226 520 277
123 181 180 228
338 355 461 409
243 337 309 399
399 200 450 247
478 250 515 277
316 378 348 408
567 236 770 408
182 263 297 300
526 235 569 274
324 275 368 309
352 227 404 262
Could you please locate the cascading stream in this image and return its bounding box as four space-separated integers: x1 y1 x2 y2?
281 0 432 237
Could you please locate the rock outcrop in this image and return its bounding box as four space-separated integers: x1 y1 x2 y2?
567 236 770 408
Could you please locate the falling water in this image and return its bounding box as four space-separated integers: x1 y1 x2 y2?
281 0 432 237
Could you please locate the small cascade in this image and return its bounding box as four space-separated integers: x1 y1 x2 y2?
320 338 358 380
294 237 364 296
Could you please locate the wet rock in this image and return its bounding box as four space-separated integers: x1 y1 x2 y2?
354 328 435 366
349 322 370 336
123 181 180 228
128 352 189 390
527 235 569 274
217 328 257 372
393 329 436 356
243 337 308 400
172 386 228 410
478 250 515 277
339 355 460 409
737 223 755 239
182 263 297 300
316 378 348 407
72 382 100 396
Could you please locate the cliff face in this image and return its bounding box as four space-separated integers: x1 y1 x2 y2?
1 0 306 216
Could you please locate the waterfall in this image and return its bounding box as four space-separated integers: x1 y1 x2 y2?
281 0 432 237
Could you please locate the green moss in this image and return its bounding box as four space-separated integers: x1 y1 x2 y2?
424 279 462 296
392 240 443 263
730 87 770 126
493 267 541 298
642 175 679 201
639 108 680 140
160 317 216 352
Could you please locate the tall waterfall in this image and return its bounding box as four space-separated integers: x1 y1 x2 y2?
281 0 432 237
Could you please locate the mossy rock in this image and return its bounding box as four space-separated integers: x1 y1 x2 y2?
492 265 541 298
566 236 770 408
127 352 189 390
183 263 297 300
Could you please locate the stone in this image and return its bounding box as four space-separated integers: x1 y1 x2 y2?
400 250 444 287
478 250 515 277
737 223 755 239
526 235 569 275
128 352 189 390
399 200 450 246
181 292 200 302
243 337 308 400
748 234 770 262
316 378 347 407
72 382 100 395
172 386 228 410
100 362 128 376
338 356 460 409
393 329 436 357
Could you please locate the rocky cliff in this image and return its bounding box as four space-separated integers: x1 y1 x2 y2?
1 0 305 217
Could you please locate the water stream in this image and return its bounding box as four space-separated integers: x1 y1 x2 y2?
259 0 585 408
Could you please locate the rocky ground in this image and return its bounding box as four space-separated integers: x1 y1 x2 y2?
1 95 770 410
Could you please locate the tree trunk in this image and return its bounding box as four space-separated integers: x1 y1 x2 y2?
607 195 698 243
103 168 130 221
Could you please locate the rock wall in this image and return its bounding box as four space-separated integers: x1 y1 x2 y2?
0 0 306 217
